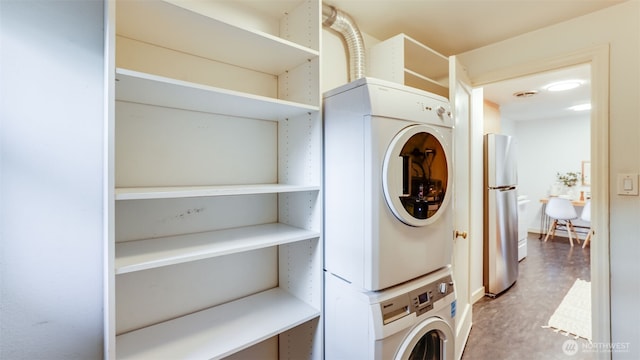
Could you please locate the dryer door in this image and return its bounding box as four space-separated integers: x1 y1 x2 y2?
383 124 452 227
394 317 455 360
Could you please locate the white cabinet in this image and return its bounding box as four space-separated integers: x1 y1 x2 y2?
517 196 530 261
369 33 449 97
106 1 322 359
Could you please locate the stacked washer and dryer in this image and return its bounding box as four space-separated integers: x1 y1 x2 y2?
324 77 457 360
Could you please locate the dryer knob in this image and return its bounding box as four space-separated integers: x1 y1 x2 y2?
438 282 448 294
437 106 446 117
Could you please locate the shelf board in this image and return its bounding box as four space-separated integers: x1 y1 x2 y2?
403 34 449 82
116 287 320 360
116 0 319 76
115 68 319 120
115 223 320 274
405 69 449 98
115 183 320 201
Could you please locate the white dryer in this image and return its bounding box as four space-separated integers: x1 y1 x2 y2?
325 265 456 360
324 77 453 291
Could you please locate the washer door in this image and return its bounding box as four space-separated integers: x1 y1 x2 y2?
383 124 451 226
394 317 455 360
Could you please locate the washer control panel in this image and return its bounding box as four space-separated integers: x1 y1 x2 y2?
379 274 455 324
408 274 454 316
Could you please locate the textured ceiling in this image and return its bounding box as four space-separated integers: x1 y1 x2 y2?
483 64 591 121
326 0 627 56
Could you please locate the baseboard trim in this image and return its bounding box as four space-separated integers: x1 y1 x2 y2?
471 286 485 304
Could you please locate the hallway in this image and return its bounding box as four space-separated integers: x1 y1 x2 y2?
461 233 593 360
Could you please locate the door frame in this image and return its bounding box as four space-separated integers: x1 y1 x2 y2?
449 56 474 360
470 45 611 349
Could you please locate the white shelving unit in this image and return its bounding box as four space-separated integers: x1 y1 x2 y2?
116 288 319 360
115 223 320 275
106 1 322 359
369 33 449 97
115 69 318 121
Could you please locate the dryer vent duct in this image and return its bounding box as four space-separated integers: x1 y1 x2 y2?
322 3 366 81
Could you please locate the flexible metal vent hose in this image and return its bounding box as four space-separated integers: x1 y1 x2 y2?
322 4 366 81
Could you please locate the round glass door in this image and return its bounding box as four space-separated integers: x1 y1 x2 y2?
406 329 445 360
383 124 451 226
394 317 454 360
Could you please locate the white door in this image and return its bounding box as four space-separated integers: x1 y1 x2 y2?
449 55 473 359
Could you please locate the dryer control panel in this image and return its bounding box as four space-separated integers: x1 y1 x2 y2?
379 274 455 324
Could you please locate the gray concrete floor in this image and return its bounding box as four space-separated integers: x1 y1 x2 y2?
461 233 593 360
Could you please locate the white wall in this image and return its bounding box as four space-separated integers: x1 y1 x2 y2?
507 114 590 233
499 113 516 138
0 1 105 358
459 2 640 357
322 29 350 92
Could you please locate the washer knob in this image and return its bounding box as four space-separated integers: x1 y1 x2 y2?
437 106 446 117
438 282 448 294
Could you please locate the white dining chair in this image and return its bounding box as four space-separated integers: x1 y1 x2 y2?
544 197 580 246
581 200 593 248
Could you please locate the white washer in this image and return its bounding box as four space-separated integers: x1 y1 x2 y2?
324 77 454 291
325 266 456 360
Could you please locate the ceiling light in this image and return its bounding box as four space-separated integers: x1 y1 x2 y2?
513 90 538 98
546 80 582 92
569 103 591 111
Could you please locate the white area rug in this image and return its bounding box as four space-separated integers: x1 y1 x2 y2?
544 279 592 341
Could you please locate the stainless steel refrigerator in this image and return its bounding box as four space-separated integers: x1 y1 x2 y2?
484 133 519 296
